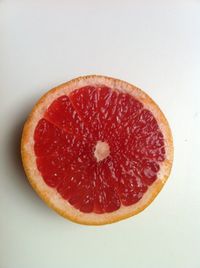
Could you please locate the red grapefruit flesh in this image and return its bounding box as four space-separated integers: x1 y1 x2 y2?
21 75 173 225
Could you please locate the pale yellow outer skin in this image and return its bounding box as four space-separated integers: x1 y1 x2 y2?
21 75 174 225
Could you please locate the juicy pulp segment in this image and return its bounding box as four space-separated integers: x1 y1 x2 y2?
34 86 165 213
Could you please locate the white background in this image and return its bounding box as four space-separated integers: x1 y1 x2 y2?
0 1 200 268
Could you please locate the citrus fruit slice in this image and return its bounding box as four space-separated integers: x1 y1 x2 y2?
21 75 173 225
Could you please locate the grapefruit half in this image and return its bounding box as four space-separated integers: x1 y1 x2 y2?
21 75 173 225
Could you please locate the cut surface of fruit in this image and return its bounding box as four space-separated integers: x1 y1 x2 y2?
21 75 173 225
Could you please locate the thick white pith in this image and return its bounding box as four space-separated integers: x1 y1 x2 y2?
21 75 173 225
94 141 110 162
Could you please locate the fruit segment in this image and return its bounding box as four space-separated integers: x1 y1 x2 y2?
44 95 92 140
34 85 166 213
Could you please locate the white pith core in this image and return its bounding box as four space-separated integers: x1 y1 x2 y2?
94 141 110 162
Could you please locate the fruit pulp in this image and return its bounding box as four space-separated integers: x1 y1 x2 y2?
34 86 165 213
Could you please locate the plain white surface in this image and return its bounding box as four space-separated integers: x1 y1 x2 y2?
0 1 200 268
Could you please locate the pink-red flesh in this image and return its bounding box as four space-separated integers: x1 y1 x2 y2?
34 86 165 213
